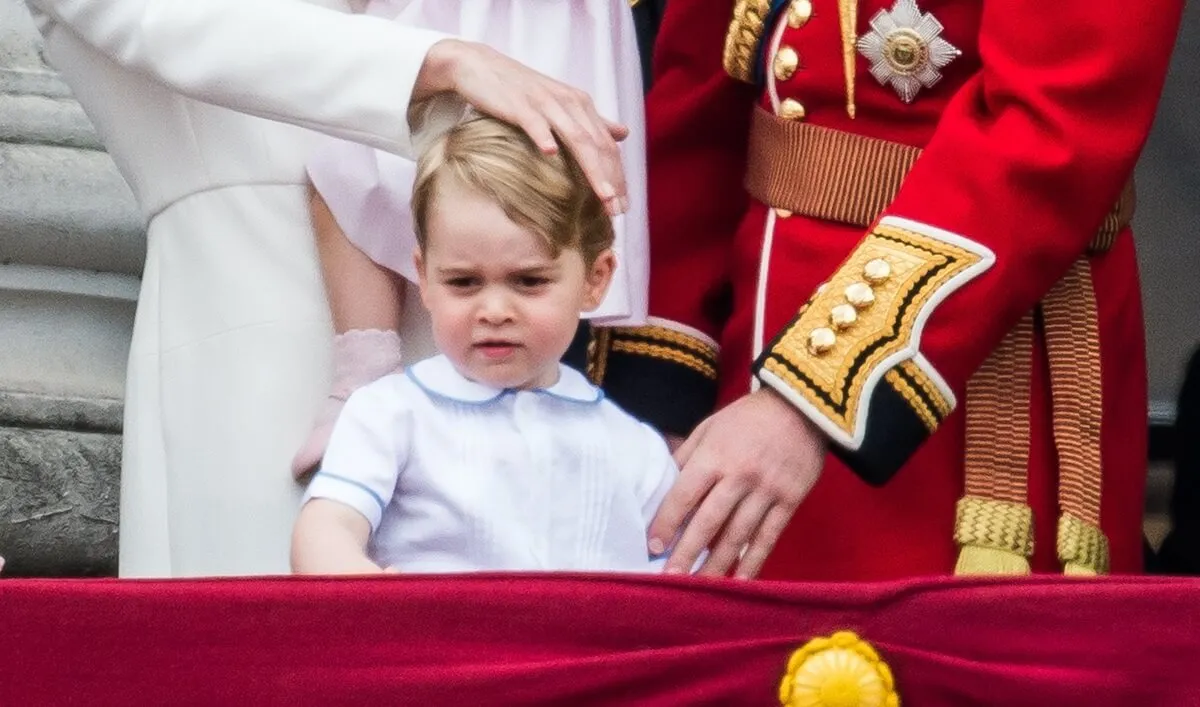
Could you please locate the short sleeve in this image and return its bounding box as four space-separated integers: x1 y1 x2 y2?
302 379 411 530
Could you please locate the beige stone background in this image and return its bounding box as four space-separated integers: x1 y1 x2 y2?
0 0 1196 574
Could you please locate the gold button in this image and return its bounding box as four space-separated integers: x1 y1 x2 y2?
808 327 837 355
778 98 807 121
774 207 793 218
845 283 876 309
864 258 892 284
787 0 813 28
830 304 858 330
773 46 799 82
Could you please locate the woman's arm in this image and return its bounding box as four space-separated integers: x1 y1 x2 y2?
27 0 629 206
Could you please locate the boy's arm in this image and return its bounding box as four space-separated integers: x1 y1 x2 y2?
291 499 383 575
291 380 410 573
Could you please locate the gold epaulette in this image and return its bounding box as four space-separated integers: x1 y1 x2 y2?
723 0 773 84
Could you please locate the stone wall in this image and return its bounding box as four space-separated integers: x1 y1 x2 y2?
0 0 142 576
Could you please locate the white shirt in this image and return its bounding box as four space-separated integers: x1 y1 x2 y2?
303 355 677 573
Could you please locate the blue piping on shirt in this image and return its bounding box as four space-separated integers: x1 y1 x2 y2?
405 367 604 406
314 471 387 511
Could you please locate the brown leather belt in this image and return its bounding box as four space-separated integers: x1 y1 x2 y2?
744 106 1135 253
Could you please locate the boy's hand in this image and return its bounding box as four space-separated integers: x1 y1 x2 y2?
649 388 827 579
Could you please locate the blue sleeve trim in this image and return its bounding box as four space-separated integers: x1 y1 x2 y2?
313 471 387 511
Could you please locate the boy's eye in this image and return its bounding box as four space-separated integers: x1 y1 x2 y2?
445 277 480 289
517 276 551 288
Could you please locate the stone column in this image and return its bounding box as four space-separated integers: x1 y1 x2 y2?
0 0 143 576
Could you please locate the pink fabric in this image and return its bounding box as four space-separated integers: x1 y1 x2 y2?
306 0 648 325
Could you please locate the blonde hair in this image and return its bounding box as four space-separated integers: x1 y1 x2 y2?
411 116 614 265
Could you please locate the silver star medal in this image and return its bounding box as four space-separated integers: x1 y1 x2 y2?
856 0 961 104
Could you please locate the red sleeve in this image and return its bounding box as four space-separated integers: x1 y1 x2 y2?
600 0 759 435
756 0 1185 482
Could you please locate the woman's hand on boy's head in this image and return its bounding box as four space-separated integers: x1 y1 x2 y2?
649 388 827 579
416 39 629 216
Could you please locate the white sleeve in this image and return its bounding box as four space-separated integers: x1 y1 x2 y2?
635 424 678 572
302 381 410 530
26 0 452 156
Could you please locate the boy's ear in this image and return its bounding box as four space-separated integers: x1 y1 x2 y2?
581 249 617 313
414 250 430 307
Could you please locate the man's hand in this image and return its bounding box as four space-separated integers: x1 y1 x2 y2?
650 387 827 579
415 40 629 216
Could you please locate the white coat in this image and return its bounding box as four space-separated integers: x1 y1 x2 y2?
26 0 447 576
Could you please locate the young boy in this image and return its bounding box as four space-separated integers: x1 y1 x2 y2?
291 117 675 574
292 1 649 479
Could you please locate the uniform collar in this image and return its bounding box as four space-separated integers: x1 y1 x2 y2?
406 355 603 405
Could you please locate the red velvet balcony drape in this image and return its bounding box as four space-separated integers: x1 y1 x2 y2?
3 574 1199 705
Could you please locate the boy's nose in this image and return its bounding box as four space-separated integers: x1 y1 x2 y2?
477 291 516 324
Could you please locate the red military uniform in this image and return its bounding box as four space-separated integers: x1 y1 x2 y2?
597 0 1184 580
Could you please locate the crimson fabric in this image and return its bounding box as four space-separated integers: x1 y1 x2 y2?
605 0 1187 581
3 574 1199 705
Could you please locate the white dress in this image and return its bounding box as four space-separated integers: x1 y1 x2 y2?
27 0 451 577
307 0 649 328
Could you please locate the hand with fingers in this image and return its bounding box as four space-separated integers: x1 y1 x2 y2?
414 39 630 217
650 387 827 579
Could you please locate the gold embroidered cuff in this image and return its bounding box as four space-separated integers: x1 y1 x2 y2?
755 216 993 451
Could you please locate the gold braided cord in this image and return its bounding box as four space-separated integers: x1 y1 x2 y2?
955 313 1035 575
723 0 772 83
962 313 1034 504
1042 259 1109 575
838 0 858 118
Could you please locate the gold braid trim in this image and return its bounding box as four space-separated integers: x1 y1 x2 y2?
607 324 719 380
897 359 952 419
610 341 717 380
585 327 613 386
723 0 772 83
884 368 938 433
1057 513 1110 576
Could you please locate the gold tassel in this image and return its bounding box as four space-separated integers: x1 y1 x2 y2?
955 546 1032 576
838 0 858 118
953 496 1034 576
1057 513 1110 576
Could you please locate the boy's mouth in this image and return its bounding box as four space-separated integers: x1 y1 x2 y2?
473 340 521 359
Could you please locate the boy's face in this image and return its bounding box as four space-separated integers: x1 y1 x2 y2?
416 178 614 390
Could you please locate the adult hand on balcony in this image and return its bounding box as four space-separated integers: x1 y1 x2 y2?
649 388 827 579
